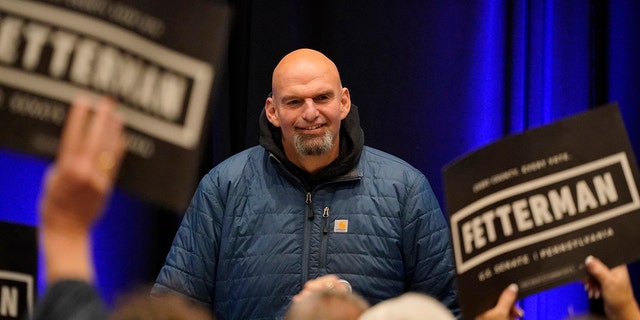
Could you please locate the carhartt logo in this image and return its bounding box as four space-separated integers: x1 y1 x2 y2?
334 220 348 233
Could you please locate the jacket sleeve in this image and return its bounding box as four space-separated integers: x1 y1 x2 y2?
33 280 108 320
152 172 222 309
402 172 462 318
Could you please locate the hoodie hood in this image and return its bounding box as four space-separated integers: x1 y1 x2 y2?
258 104 365 188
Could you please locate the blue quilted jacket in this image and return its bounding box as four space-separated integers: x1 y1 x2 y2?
153 107 460 319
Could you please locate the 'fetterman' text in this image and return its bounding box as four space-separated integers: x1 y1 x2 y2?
451 152 640 274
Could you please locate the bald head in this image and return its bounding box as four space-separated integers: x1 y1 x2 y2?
264 49 351 173
271 49 343 97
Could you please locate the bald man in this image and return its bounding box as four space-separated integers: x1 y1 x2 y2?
153 49 460 319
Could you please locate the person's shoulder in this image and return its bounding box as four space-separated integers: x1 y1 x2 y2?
362 146 420 171
203 146 266 176
225 146 265 162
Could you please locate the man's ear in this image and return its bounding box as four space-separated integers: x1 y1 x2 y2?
340 87 351 119
265 98 281 127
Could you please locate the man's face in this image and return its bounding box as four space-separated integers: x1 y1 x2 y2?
270 84 348 157
266 54 350 160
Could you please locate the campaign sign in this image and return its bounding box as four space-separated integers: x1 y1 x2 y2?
443 104 640 319
0 221 36 319
0 0 231 211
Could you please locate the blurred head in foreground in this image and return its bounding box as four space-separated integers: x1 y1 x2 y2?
285 289 370 320
358 292 455 320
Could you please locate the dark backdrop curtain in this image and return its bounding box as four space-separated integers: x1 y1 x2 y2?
1 0 638 318
210 0 640 318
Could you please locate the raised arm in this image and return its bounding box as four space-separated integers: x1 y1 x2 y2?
40 96 126 284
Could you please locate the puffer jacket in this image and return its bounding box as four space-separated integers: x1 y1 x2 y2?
153 106 460 319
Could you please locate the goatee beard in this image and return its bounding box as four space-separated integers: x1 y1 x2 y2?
294 131 334 156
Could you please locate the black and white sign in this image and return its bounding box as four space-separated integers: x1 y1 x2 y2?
443 104 640 319
0 221 36 319
0 0 231 211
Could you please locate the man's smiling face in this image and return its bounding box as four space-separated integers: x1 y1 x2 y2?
265 49 351 167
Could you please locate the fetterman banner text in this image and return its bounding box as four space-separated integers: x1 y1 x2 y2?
443 104 640 319
0 0 231 211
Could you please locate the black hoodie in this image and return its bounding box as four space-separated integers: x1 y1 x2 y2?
258 104 365 190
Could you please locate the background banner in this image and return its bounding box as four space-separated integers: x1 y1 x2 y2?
0 0 231 211
443 104 640 319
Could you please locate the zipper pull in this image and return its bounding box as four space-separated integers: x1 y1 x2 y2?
306 192 314 219
323 207 329 234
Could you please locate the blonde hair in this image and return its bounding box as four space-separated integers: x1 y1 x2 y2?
358 293 455 320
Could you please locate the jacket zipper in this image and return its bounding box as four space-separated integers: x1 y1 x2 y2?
302 191 313 284
322 207 330 234
320 206 329 270
305 192 313 219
